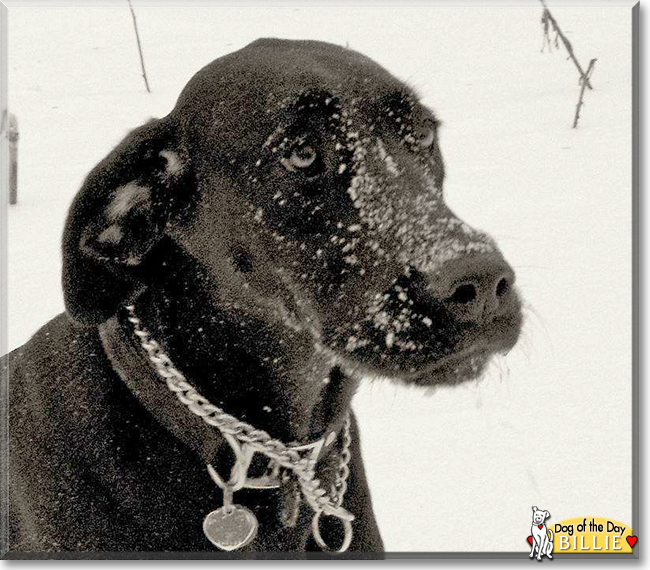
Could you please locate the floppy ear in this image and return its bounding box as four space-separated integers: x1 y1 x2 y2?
62 117 190 325
545 511 551 519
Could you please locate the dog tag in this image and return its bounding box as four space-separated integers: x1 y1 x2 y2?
203 505 258 551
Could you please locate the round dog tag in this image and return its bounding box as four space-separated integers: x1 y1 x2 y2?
203 505 258 551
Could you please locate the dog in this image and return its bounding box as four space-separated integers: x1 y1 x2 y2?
2 39 522 555
530 507 554 560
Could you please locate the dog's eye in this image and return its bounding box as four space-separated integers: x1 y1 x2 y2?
288 145 317 169
418 128 435 149
280 145 324 178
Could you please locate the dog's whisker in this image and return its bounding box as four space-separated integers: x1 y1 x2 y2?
521 302 553 357
511 264 551 271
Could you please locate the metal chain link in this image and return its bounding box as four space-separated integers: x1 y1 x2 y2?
125 305 352 520
332 422 352 506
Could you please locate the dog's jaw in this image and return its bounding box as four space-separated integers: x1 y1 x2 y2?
129 264 359 446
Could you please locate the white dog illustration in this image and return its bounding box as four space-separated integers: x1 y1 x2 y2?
529 506 553 560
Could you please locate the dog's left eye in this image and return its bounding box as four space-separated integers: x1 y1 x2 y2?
418 128 435 149
287 146 317 169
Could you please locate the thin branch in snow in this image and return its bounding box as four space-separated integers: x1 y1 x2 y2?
127 0 151 93
539 0 593 90
539 0 597 127
572 58 597 129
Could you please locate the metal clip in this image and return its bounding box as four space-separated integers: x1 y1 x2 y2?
207 432 254 493
311 508 354 553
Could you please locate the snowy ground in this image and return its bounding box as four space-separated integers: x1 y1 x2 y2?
5 3 634 554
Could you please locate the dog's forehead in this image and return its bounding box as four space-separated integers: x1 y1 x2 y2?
175 39 426 130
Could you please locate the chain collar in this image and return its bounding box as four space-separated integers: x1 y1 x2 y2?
125 305 354 552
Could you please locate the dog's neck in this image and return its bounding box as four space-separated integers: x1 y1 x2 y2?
121 283 358 445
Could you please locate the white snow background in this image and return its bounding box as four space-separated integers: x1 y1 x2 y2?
5 2 633 554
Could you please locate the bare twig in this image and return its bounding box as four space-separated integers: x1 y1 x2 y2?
127 0 151 93
540 0 592 90
7 113 18 205
572 58 597 128
539 0 597 127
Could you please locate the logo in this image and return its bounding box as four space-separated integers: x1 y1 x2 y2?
526 510 637 555
528 506 554 561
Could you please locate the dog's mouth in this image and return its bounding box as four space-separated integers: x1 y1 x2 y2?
409 315 521 386
319 303 522 387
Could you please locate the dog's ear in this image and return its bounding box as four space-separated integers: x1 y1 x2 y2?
545 511 550 519
62 117 190 325
532 506 537 512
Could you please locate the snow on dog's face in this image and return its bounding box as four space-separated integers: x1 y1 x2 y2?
171 39 522 386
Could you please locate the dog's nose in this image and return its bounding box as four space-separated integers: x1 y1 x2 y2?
426 253 516 324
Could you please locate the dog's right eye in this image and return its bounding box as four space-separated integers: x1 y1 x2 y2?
286 146 317 170
280 144 325 179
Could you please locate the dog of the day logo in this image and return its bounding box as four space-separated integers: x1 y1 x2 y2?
527 508 637 557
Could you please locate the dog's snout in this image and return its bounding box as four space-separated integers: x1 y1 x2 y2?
428 253 516 323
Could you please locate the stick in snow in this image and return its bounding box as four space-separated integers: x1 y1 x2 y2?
540 0 593 91
572 58 597 129
127 0 151 93
539 0 597 127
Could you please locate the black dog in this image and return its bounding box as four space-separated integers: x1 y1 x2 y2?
3 39 522 555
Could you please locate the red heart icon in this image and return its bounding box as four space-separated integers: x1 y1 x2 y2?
527 536 533 545
626 536 638 548
538 524 543 529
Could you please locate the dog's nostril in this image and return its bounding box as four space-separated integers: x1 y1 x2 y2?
423 254 516 324
449 283 477 304
495 277 509 298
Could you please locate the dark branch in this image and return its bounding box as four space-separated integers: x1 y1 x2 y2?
127 0 151 93
572 58 597 128
540 0 593 90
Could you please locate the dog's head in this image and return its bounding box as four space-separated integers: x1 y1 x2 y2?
63 39 521 387
532 507 550 525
